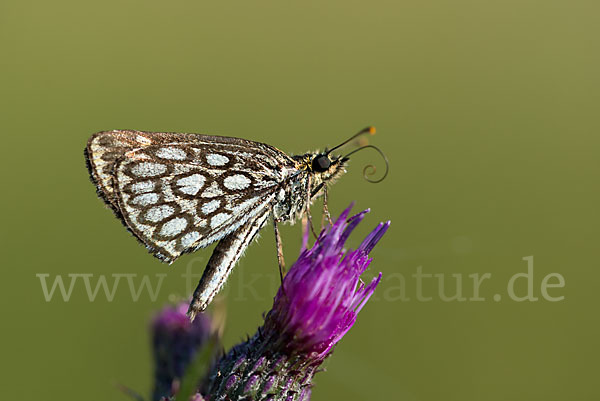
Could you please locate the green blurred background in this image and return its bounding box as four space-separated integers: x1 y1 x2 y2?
1 1 598 400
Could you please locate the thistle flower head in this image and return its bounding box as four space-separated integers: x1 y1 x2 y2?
203 204 390 401
263 204 389 361
152 303 212 401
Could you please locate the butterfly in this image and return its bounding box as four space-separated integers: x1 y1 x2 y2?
85 127 387 319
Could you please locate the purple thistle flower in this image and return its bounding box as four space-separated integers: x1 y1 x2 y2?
203 204 390 401
152 303 213 401
263 205 387 360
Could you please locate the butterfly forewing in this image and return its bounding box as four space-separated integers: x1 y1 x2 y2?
86 130 296 262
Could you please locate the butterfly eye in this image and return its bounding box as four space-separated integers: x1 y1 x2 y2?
311 155 331 172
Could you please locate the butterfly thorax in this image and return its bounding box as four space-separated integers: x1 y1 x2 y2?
271 152 347 223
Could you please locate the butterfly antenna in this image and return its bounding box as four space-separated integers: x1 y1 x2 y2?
326 126 376 155
342 144 389 183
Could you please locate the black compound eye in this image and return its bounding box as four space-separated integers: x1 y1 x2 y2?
311 155 331 172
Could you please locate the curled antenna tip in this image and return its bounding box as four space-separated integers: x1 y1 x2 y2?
342 144 389 184
368 126 376 135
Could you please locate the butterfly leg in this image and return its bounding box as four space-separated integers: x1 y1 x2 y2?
304 175 319 238
187 209 270 321
305 206 318 239
273 218 286 283
321 184 334 226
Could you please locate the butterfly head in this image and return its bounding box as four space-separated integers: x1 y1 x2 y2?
308 151 349 185
293 152 347 189
304 126 389 187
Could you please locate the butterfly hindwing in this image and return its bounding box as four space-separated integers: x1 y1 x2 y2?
86 130 296 262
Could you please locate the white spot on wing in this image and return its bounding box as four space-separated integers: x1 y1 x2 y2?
130 181 155 194
181 231 200 247
201 200 221 214
131 193 159 206
176 174 205 195
145 205 175 223
210 212 231 228
201 181 224 198
206 153 229 166
224 174 251 190
160 217 188 237
131 162 167 177
156 147 187 160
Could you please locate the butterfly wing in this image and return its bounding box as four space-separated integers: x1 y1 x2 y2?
85 130 296 263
